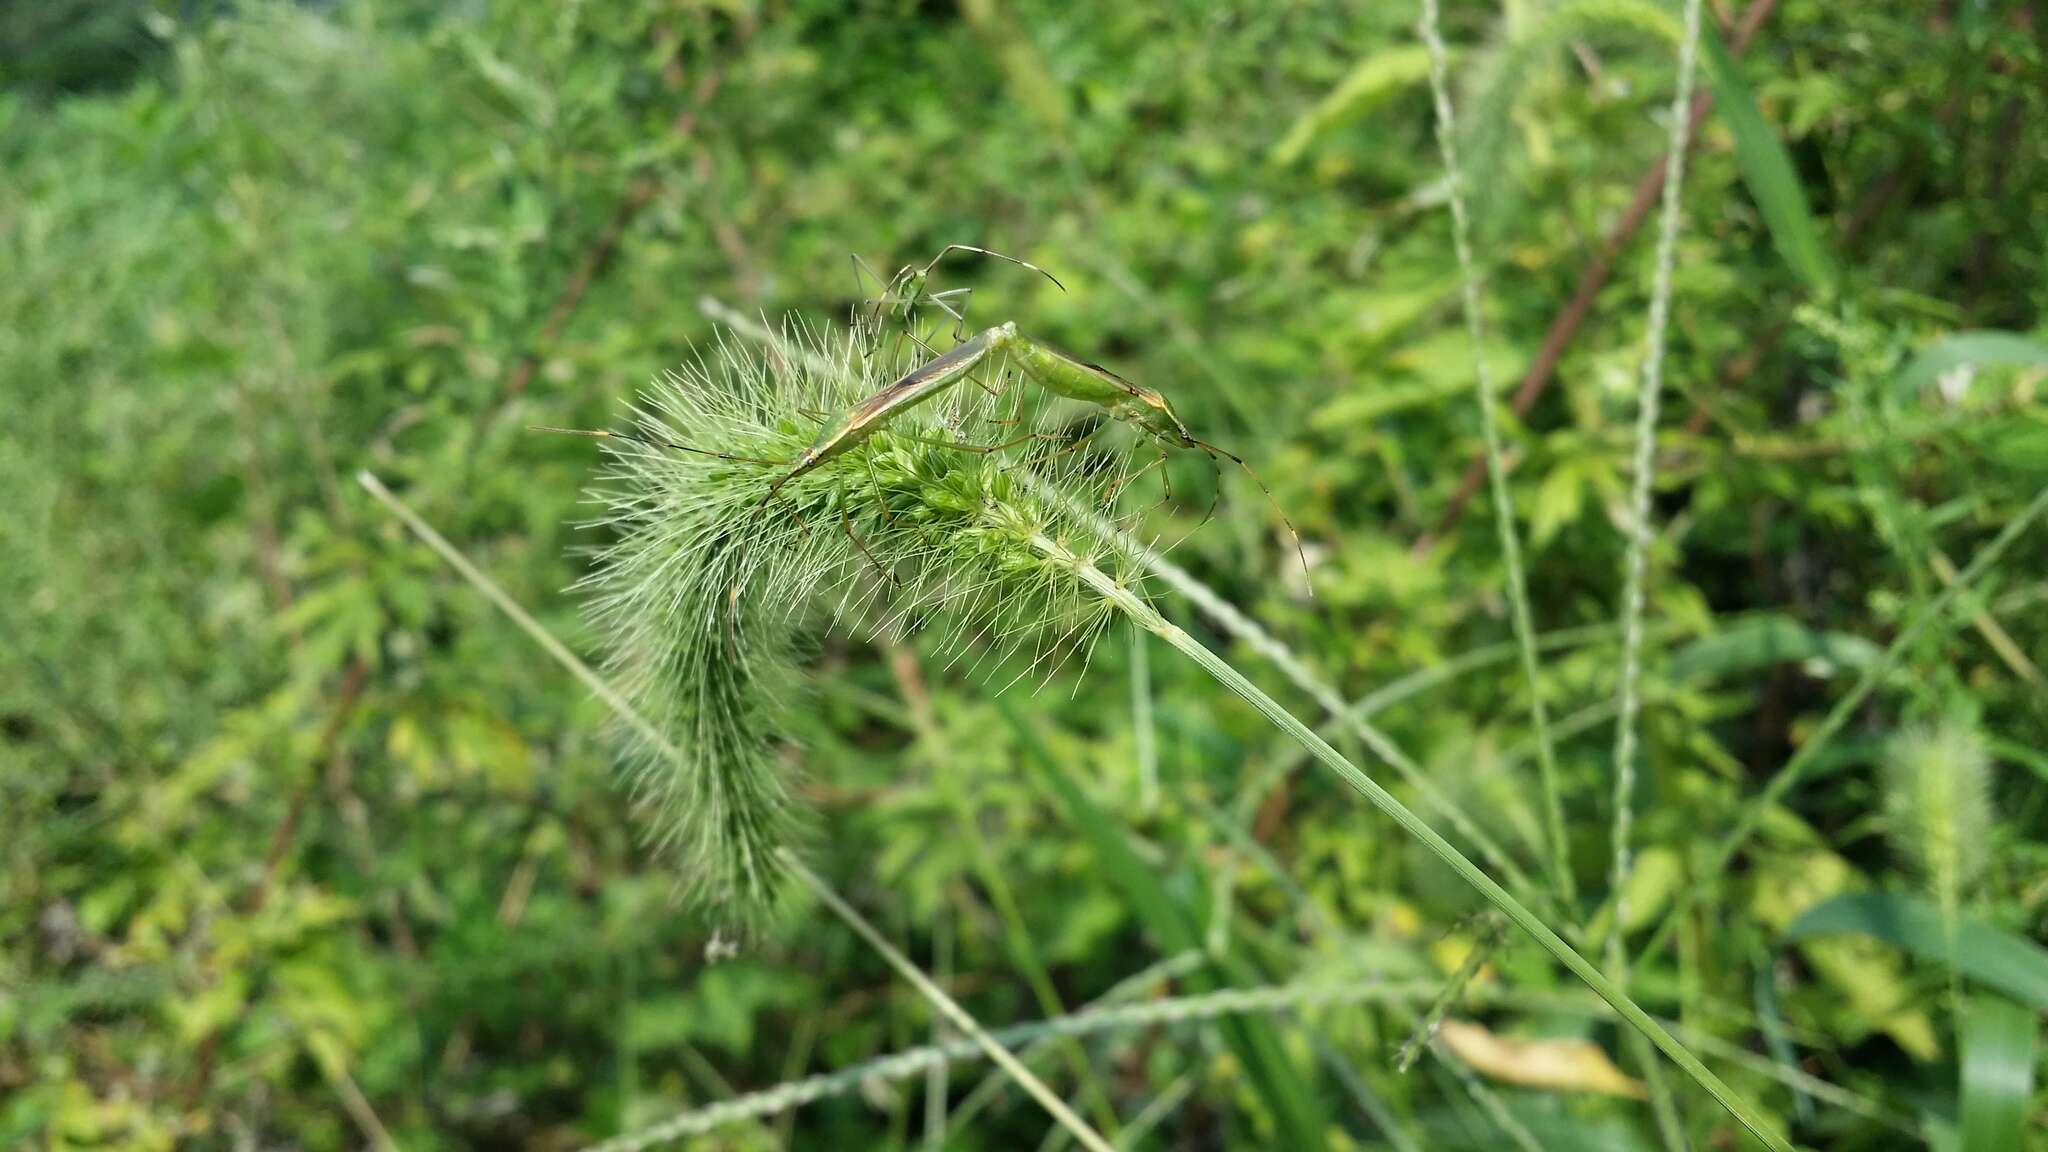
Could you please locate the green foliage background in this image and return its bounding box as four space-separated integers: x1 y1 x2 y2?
3 0 2045 1148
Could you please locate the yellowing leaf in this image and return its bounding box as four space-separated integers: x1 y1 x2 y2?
1750 849 1941 1060
1437 1019 1646 1099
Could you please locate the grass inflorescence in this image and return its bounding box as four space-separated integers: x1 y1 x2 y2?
580 323 1147 916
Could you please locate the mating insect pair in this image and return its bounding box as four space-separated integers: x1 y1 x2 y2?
538 249 1308 585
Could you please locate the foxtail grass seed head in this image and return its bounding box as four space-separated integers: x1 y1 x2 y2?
577 321 1151 919
1882 719 1992 903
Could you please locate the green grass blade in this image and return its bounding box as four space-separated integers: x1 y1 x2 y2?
1268 45 1433 168
998 698 1332 1150
1896 330 2048 396
1665 613 1882 681
1960 999 2038 1152
1701 23 1837 297
1781 893 2048 1011
1035 539 1794 1152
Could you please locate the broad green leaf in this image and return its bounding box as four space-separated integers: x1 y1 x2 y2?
1960 998 2037 1152
1752 852 1939 1060
1529 461 1586 550
1897 330 2048 396
1701 26 1837 296
1782 893 2048 1011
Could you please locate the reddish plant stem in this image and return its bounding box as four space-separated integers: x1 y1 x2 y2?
1415 0 1780 554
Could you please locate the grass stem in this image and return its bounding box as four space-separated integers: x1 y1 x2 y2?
783 853 1117 1152
1030 531 1793 1152
1417 0 1575 907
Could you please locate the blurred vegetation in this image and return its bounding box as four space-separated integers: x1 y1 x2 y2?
3 1 2046 1149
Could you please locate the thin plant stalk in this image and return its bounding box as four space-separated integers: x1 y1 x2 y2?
1606 0 1704 973
784 853 1117 1152
583 971 1911 1150
1601 3 1706 1146
1131 625 1158 813
355 471 1113 1152
1033 475 1562 924
1417 0 1574 906
1029 530 1793 1152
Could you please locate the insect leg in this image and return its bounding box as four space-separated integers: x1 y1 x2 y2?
927 286 974 341
899 429 1063 455
840 509 898 588
850 254 890 357
1191 437 1311 592
1101 447 1168 506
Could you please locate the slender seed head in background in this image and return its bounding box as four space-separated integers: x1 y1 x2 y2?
1882 718 1992 905
578 321 1150 920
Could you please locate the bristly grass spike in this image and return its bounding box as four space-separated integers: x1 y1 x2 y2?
543 251 1308 592
544 316 1151 916
540 328 1309 590
892 322 1313 592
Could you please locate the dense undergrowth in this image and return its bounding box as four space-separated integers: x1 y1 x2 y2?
3 2 2045 1149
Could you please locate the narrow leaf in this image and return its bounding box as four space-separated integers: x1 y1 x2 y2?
1269 46 1433 168
1897 330 2048 396
1700 25 1837 296
1960 998 2037 1152
1781 893 2048 1010
1665 613 1881 683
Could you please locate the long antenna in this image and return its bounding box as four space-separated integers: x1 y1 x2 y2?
1192 437 1312 596
921 244 1067 294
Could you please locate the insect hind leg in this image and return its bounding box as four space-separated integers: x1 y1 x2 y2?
1192 438 1312 594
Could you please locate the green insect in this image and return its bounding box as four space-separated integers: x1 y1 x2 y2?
892 323 1310 582
532 327 1044 501
541 319 1307 584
